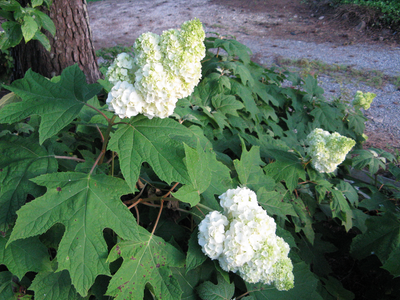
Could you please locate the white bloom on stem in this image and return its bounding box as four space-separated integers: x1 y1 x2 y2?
306 128 356 173
198 187 294 291
106 19 205 119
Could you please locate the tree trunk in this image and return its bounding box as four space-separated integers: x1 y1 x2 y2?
12 0 100 84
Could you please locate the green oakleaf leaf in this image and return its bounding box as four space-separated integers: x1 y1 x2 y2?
173 143 212 206
0 65 102 144
31 0 44 8
264 150 306 192
0 135 57 232
0 235 51 279
185 229 207 274
196 273 234 300
213 39 252 64
108 116 194 191
234 143 275 192
257 188 297 220
7 172 137 296
106 225 185 300
0 271 14 300
352 148 394 175
309 103 342 132
211 94 244 117
29 261 83 300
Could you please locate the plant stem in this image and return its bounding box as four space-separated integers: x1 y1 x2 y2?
53 155 85 162
84 103 110 122
196 203 214 212
151 199 164 235
99 115 117 165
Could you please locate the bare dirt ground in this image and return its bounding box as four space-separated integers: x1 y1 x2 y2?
88 0 399 151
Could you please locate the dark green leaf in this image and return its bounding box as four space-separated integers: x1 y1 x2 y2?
33 31 50 51
0 135 57 232
257 188 297 220
185 229 207 274
0 271 14 300
0 235 51 279
1 21 23 49
212 94 243 117
0 65 102 144
196 273 234 300
213 39 251 64
264 150 306 192
29 262 83 300
351 212 400 264
234 143 275 192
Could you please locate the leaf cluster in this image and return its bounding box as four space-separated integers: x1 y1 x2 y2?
0 35 399 299
0 0 55 51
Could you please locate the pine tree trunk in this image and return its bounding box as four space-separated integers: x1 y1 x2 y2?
12 0 100 84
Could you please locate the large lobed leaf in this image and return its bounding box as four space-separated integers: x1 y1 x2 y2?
108 116 195 192
7 172 137 296
0 65 101 144
0 135 57 232
106 225 185 300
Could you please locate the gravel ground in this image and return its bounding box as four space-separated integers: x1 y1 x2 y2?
245 37 400 140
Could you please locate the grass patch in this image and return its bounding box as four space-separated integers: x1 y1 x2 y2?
273 56 400 89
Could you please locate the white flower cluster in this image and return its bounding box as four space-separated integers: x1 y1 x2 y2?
106 19 205 119
198 187 294 291
306 128 356 173
353 90 376 110
106 53 135 85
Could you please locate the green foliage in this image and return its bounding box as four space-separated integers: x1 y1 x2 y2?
0 0 55 51
0 35 399 299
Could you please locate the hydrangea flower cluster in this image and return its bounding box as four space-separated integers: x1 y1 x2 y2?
353 90 376 110
106 53 136 84
306 128 356 173
198 187 294 291
106 19 205 119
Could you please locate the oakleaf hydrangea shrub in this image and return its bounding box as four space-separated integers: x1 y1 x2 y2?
106 18 205 119
306 128 356 173
0 19 399 300
198 187 294 291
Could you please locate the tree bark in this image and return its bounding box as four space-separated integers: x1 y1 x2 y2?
12 0 100 84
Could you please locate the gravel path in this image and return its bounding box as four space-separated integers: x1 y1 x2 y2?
88 0 400 147
244 37 400 141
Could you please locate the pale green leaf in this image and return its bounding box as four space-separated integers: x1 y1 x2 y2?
0 135 57 232
21 15 38 42
174 143 212 206
8 172 137 297
0 65 102 144
0 235 51 279
31 0 44 8
106 225 185 300
108 116 193 191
